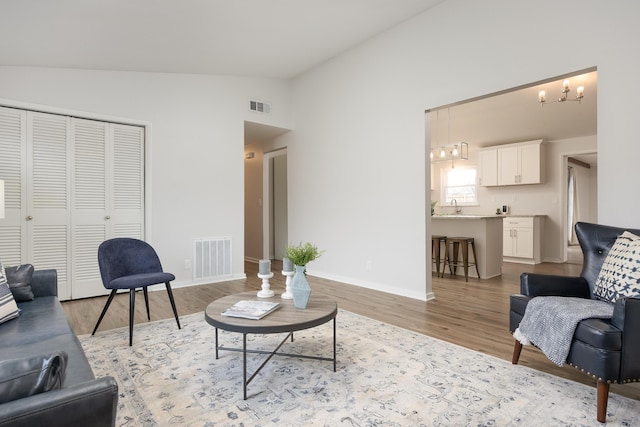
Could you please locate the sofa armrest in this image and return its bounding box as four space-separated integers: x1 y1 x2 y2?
611 297 640 381
0 376 118 427
520 273 591 298
30 270 58 298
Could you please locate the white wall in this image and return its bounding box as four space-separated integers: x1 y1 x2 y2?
0 66 292 286
284 0 640 300
2 0 639 302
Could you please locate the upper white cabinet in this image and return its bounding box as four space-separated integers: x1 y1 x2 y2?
478 148 498 186
479 140 544 186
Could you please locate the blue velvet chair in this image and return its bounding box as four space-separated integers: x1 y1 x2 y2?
92 238 181 346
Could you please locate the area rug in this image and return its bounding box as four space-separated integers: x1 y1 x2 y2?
79 310 640 426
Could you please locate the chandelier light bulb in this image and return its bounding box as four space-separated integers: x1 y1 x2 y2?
452 145 459 156
538 90 546 103
440 148 446 158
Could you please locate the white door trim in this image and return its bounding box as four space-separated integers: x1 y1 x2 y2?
262 148 287 260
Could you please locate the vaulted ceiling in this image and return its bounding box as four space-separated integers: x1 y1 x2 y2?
1 1 596 150
0 0 442 79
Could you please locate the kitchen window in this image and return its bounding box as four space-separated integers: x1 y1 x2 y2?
441 166 478 205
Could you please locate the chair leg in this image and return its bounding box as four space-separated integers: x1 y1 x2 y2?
165 282 181 329
129 289 136 346
92 289 117 336
511 339 523 364
597 381 609 423
143 286 151 320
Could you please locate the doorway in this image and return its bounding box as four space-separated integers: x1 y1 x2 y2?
243 121 290 264
426 68 597 268
565 153 597 264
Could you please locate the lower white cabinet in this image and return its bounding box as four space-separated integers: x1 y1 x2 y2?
503 216 544 264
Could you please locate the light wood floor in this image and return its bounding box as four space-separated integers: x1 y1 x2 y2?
62 258 640 402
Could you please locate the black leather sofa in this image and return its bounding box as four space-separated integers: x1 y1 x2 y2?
510 222 640 423
0 269 118 427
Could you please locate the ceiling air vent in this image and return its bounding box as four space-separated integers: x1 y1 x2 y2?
249 99 271 115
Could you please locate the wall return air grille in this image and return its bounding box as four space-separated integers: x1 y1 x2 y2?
249 99 271 114
193 237 232 280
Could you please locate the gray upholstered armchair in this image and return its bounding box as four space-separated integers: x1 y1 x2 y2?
509 222 640 423
92 238 181 346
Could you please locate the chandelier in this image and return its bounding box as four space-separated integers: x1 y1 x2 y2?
430 108 468 167
538 79 584 106
429 142 468 165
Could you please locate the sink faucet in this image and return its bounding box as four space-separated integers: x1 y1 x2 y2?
451 199 462 213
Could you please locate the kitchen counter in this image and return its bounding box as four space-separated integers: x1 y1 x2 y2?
432 214 502 219
432 215 503 279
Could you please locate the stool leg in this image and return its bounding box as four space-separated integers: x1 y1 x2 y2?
433 239 441 277
452 242 460 276
471 241 480 279
462 241 469 282
445 242 453 276
438 240 447 277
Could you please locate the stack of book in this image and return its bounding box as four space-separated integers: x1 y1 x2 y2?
221 300 280 320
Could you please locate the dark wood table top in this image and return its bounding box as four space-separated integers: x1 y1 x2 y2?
204 291 337 334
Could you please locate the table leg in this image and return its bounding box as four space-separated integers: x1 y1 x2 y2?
333 317 337 372
243 333 247 400
215 328 219 359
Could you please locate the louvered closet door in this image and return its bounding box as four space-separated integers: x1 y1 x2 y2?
0 107 144 300
0 107 27 267
110 123 144 240
71 118 108 299
71 120 144 299
26 112 72 297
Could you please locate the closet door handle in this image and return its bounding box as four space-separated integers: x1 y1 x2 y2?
26 215 33 221
104 215 111 220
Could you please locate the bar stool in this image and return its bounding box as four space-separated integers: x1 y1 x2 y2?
431 235 447 277
444 237 480 282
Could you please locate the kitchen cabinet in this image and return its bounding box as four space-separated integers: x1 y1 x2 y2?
478 148 498 186
478 140 544 186
498 140 543 185
503 216 544 264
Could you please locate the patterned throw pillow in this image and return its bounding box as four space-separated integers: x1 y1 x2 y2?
0 259 20 324
593 231 640 302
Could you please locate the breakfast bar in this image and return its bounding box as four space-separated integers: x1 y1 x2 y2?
431 215 504 279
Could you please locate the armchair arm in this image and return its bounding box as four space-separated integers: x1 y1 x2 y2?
30 270 58 298
520 273 591 298
611 296 640 381
0 376 118 427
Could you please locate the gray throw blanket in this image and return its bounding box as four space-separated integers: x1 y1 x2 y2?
513 296 614 366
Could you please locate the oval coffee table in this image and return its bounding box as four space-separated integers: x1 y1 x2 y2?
205 291 338 399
